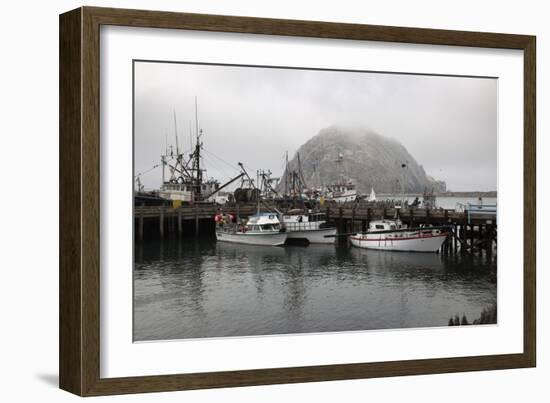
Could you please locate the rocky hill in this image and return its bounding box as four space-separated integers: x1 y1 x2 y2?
279 126 446 194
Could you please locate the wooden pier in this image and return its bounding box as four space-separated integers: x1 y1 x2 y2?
134 201 497 255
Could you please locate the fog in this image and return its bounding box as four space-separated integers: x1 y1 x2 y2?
134 61 497 192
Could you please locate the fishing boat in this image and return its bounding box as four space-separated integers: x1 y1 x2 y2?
215 213 288 246
134 97 244 205
349 219 448 252
327 180 357 203
281 210 336 244
326 153 357 203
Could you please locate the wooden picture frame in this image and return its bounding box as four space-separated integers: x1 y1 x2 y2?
59 6 536 396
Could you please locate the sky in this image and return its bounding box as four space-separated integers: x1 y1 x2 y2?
134 61 497 192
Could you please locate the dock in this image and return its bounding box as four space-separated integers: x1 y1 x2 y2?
134 201 497 256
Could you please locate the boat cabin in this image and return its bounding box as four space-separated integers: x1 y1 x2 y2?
282 212 327 223
330 181 356 194
368 219 405 232
159 180 220 202
245 213 282 232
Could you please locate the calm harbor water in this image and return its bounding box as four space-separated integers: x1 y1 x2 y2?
134 238 496 341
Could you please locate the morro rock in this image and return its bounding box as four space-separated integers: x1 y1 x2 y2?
279 126 446 194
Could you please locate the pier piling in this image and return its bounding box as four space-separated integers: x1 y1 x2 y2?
178 209 182 237
159 207 164 239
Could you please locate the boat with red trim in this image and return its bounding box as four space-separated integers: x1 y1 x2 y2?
349 219 448 252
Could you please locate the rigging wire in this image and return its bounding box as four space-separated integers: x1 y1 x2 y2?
134 156 174 178
201 154 233 182
202 148 241 174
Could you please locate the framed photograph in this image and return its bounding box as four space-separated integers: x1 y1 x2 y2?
59 6 536 396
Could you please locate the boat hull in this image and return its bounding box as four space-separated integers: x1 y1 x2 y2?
349 232 447 252
329 193 357 203
286 227 337 244
215 230 287 246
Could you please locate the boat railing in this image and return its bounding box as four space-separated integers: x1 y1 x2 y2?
217 223 239 234
284 222 321 231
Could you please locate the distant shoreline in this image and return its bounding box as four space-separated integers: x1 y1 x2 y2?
377 191 497 198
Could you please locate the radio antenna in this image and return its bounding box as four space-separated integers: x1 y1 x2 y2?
173 109 180 155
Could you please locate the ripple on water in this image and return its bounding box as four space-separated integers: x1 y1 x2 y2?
133 238 497 341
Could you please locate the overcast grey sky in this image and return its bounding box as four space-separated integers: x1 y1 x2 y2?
134 61 497 192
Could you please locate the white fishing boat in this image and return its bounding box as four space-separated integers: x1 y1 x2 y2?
327 181 357 203
215 213 288 246
349 219 448 252
281 210 336 244
326 153 357 203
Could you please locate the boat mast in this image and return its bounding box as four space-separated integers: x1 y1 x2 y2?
297 152 307 191
284 151 289 196
192 96 203 200
337 153 345 188
161 155 165 184
400 161 407 207
173 110 180 156
256 169 261 215
194 96 199 144
189 121 193 150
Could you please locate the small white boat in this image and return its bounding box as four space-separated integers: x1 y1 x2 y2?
281 211 336 244
367 187 377 202
215 213 287 246
349 219 448 252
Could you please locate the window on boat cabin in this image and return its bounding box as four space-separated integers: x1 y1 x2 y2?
390 225 396 230
375 224 385 230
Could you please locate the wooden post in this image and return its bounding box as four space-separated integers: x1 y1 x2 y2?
487 224 494 260
461 223 467 253
338 207 343 235
426 208 430 225
159 207 164 239
470 224 475 252
138 211 144 241
361 219 367 233
366 207 371 228
453 224 458 253
178 209 182 237
194 205 199 236
351 206 356 232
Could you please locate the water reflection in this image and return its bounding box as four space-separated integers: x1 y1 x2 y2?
134 238 496 341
